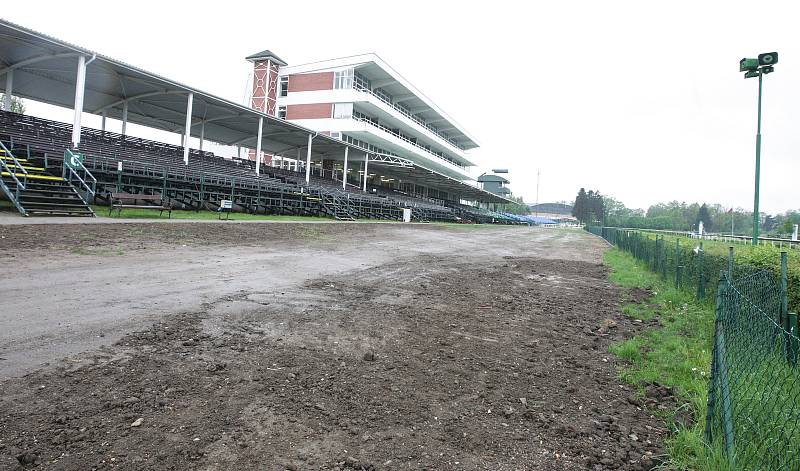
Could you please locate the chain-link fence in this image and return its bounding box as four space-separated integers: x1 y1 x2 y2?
707 269 800 469
587 226 800 470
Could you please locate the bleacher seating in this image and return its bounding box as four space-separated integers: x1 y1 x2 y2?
0 110 463 222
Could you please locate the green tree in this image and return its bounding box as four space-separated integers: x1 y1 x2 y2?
696 203 712 232
572 188 590 223
0 94 25 114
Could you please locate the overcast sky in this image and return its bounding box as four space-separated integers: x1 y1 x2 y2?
6 1 799 213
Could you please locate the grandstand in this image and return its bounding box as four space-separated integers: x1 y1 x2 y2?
0 19 518 223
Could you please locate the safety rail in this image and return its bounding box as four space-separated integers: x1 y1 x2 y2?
63 148 97 202
599 226 800 250
351 115 468 172
352 83 465 151
0 140 27 215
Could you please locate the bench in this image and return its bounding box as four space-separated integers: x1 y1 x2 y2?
109 192 172 218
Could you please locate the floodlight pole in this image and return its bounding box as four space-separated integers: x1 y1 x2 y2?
752 71 763 245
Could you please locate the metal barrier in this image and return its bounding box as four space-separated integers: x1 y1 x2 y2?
706 266 800 469
0 139 27 215
587 226 800 469
63 148 97 203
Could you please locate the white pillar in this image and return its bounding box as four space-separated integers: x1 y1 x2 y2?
2 70 13 111
362 154 370 192
342 146 349 190
121 101 129 136
199 120 205 151
255 117 263 176
101 110 107 132
793 224 799 242
305 133 313 184
71 55 87 148
183 92 193 165
296 147 303 174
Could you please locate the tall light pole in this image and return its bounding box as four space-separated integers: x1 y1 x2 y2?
740 52 778 245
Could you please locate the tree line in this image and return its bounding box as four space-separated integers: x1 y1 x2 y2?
572 188 800 237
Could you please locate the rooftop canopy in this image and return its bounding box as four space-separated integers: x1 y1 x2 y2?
477 174 510 184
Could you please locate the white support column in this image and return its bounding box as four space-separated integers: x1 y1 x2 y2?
297 147 303 174
2 70 13 111
183 92 193 165
304 133 313 184
71 55 87 148
362 154 370 192
255 117 263 176
342 146 349 190
101 110 107 132
237 145 242 159
121 101 129 136
199 120 205 151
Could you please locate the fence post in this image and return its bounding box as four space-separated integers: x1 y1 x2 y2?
727 247 734 281
712 272 735 463
698 241 706 300
661 238 667 279
675 239 681 288
781 252 788 329
790 312 799 367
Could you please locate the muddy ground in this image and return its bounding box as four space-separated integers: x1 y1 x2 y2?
0 223 667 470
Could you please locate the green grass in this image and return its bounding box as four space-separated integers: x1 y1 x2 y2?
604 248 721 470
92 205 330 222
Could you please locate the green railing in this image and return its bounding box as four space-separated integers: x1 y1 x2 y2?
0 140 28 215
587 226 800 469
63 148 97 203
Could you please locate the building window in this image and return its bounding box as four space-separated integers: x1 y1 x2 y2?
277 106 287 120
279 76 288 97
333 103 353 119
334 69 354 89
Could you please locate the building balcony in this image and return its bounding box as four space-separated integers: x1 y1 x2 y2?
348 116 471 180
351 84 469 157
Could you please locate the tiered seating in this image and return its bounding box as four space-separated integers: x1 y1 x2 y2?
0 110 462 222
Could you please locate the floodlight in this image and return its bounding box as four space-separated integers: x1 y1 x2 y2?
744 70 760 79
740 58 759 72
761 65 775 74
758 52 778 66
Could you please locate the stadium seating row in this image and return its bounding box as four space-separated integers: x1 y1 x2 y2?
0 110 522 224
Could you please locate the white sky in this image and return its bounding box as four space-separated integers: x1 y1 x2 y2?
5 0 800 213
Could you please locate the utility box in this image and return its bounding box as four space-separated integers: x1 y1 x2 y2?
402 208 412 223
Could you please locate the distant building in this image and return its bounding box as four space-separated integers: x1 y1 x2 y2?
528 203 577 222
529 202 572 215
477 173 511 197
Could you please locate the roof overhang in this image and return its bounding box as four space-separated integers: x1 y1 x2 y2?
0 19 365 161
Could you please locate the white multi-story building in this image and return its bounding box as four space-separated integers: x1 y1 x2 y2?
246 51 482 200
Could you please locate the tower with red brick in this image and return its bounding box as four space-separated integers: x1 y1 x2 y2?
246 50 287 165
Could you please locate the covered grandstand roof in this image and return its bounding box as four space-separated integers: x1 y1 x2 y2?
0 18 511 203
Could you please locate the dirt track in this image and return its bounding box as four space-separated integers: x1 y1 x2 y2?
0 223 666 470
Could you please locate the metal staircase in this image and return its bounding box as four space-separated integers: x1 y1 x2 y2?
0 144 95 217
323 194 356 221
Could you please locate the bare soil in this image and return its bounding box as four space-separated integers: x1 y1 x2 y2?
0 223 667 470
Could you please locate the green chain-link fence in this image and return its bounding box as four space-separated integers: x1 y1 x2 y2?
587 226 800 470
